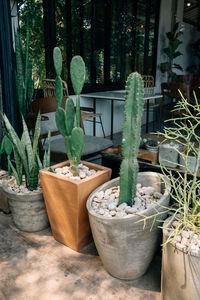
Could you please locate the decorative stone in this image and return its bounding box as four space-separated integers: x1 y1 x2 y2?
125 207 137 214
153 192 162 199
79 171 86 179
108 203 117 211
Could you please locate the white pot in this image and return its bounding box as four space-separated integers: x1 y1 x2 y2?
87 172 170 280
161 217 200 300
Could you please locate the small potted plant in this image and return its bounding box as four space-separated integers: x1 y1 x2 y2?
2 113 51 232
39 47 111 251
86 72 170 280
0 136 14 213
158 92 200 300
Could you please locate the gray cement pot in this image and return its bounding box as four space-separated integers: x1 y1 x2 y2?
161 217 200 300
0 171 14 213
3 185 49 232
179 152 200 173
87 172 170 280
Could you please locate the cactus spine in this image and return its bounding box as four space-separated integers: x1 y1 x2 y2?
53 47 85 174
118 72 144 206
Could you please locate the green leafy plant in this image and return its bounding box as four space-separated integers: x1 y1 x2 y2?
160 22 183 82
53 47 85 175
142 91 200 245
2 113 51 191
118 72 144 206
0 136 13 177
15 17 34 118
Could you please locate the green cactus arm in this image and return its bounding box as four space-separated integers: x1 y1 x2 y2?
55 76 63 108
71 127 84 165
119 72 144 206
70 56 86 95
65 136 73 161
53 47 62 76
70 56 85 127
55 107 67 136
65 98 74 136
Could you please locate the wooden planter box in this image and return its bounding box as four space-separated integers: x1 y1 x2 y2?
39 161 111 251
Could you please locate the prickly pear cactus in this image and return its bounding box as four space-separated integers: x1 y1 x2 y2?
53 47 85 173
118 72 144 206
70 56 86 127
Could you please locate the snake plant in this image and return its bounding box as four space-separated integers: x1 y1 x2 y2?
15 17 34 118
2 113 51 191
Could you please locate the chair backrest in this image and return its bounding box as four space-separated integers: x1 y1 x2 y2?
161 82 190 100
29 97 66 141
142 75 154 96
42 79 69 98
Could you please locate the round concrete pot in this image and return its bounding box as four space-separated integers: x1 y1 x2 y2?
161 217 200 300
3 185 49 232
0 171 14 213
87 172 170 280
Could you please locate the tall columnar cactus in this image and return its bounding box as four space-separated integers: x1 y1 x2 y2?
118 72 144 206
15 18 34 118
53 47 85 174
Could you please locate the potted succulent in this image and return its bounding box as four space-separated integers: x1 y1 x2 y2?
86 72 170 280
2 113 51 232
0 136 14 213
158 92 200 300
39 47 111 251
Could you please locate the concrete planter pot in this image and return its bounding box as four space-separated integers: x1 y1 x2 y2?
179 152 199 173
159 142 182 168
161 217 200 300
0 171 14 213
39 160 112 251
3 185 49 232
87 172 170 280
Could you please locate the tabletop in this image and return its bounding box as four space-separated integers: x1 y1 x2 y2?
81 90 162 101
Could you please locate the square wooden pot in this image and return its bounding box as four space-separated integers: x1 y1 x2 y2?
39 161 111 251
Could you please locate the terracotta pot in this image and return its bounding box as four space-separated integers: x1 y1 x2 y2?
39 160 112 251
87 172 170 280
161 217 200 300
3 185 49 232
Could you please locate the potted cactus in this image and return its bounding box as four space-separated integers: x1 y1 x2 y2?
39 47 111 251
2 113 50 232
86 72 170 280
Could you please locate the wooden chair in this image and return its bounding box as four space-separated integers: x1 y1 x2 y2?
42 79 105 137
28 97 113 163
142 75 161 131
160 82 190 127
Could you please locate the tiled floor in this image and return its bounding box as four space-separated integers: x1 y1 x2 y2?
0 212 162 300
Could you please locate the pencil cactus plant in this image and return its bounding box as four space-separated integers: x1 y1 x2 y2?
2 113 51 191
53 47 85 174
118 72 144 206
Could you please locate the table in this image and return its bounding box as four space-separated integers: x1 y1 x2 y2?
81 90 162 139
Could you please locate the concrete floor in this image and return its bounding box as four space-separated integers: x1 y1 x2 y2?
0 212 162 300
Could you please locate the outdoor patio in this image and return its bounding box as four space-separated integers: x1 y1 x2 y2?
0 212 161 300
